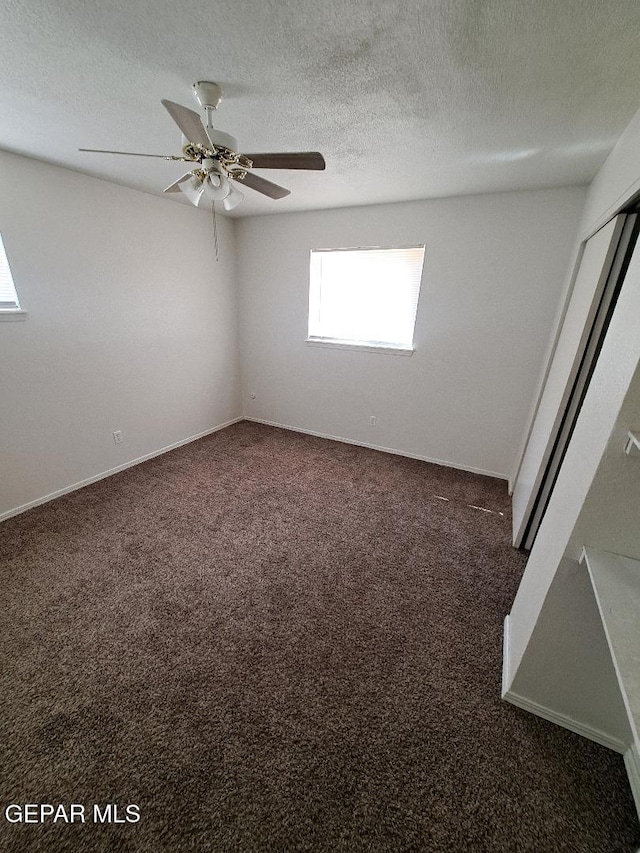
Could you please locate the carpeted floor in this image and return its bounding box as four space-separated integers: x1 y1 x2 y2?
0 421 638 852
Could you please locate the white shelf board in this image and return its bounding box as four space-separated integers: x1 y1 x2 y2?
625 430 640 456
580 547 640 748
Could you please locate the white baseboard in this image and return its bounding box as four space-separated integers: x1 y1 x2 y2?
0 416 243 523
503 688 627 753
243 417 508 482
501 613 626 754
501 614 512 698
624 742 640 817
2 414 507 522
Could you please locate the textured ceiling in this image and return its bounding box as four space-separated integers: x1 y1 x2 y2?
1 0 640 217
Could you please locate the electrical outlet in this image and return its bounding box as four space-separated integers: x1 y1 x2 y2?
113 430 123 445
369 415 377 426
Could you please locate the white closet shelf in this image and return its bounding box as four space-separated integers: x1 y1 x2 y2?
625 430 640 456
580 547 640 748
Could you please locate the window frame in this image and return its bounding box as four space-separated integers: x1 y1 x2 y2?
306 244 424 355
0 233 26 321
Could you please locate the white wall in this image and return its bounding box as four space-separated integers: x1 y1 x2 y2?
237 188 585 481
503 272 640 743
510 215 628 543
0 151 241 519
506 556 633 751
507 103 640 675
511 104 640 544
507 342 640 669
581 106 640 238
503 113 640 745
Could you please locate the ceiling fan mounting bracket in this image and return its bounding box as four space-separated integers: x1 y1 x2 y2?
193 81 223 110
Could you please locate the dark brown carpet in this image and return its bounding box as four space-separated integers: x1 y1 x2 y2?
1 421 638 852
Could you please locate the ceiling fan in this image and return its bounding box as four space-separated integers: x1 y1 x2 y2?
79 81 326 212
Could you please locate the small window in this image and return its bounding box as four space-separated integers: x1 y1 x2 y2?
308 246 425 353
0 234 23 316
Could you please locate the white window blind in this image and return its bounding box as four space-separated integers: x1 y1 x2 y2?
308 246 425 350
0 234 20 310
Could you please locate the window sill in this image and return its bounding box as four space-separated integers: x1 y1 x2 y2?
306 337 414 356
0 310 27 322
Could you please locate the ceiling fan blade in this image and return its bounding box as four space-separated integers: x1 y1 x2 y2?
244 152 326 170
79 148 186 160
238 171 290 199
161 99 212 149
163 173 193 193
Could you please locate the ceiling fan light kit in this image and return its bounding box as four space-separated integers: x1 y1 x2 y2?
222 183 244 211
178 174 205 206
203 172 231 202
79 81 326 214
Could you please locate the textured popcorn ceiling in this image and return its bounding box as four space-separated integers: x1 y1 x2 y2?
1 0 639 217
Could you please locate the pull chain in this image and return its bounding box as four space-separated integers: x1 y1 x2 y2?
211 201 219 262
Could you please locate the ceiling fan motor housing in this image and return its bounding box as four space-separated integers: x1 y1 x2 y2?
206 127 238 152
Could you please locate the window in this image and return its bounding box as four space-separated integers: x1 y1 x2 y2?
308 246 425 354
0 234 24 320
